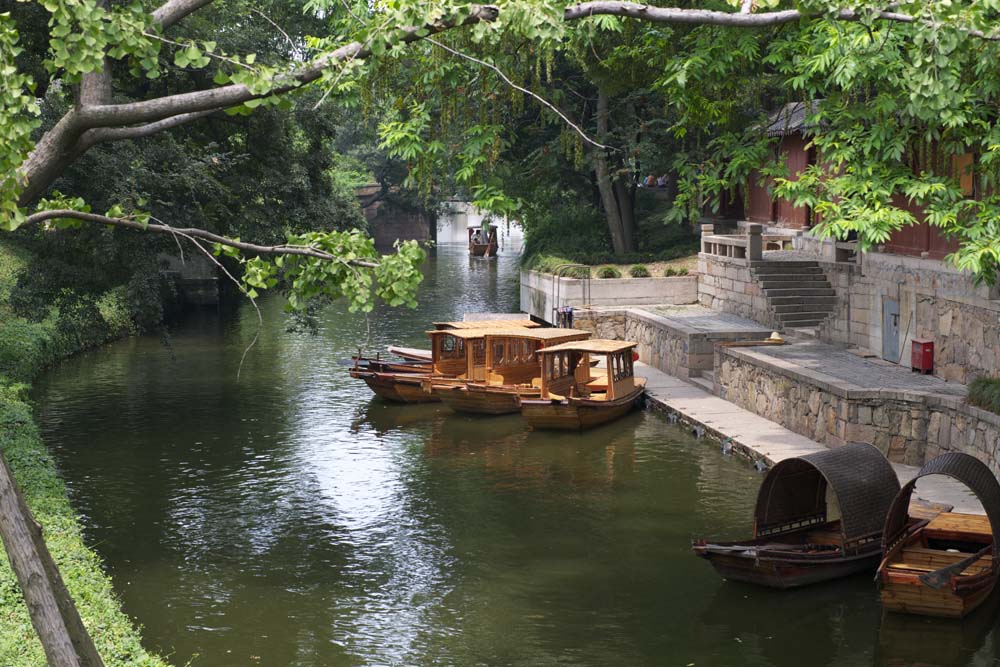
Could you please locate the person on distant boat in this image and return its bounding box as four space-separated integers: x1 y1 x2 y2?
472 229 484 245
656 174 668 188
644 174 655 187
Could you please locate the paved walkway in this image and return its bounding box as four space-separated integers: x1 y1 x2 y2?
749 339 967 397
639 362 983 514
647 305 773 334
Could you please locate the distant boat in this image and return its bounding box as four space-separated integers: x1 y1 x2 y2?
468 224 499 258
693 443 901 588
878 452 1000 618
518 340 646 430
424 328 591 414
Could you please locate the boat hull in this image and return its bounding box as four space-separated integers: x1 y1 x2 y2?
431 383 533 415
350 370 439 403
693 543 881 589
520 388 643 430
469 242 498 258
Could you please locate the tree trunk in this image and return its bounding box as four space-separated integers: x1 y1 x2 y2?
593 90 628 256
0 452 105 667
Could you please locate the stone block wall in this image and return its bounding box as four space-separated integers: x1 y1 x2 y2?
696 254 776 328
814 252 1000 382
716 347 1000 474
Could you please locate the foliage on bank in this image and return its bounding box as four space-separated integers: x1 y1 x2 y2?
967 377 1000 416
0 240 169 666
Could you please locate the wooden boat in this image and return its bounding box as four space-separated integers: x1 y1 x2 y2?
692 443 901 589
424 328 591 415
468 224 499 258
350 321 537 403
518 340 646 429
878 452 1000 618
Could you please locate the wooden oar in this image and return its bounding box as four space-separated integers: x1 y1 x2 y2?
918 545 993 589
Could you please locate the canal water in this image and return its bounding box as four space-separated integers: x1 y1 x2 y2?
32 245 1000 666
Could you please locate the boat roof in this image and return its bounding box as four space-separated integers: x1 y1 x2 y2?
433 319 539 330
883 452 1000 553
755 442 899 544
430 327 590 341
536 339 637 354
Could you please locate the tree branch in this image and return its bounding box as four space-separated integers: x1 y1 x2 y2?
81 110 220 147
22 210 382 268
76 5 500 130
151 0 217 31
563 2 1000 40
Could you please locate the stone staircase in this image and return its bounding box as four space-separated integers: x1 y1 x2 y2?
752 261 836 330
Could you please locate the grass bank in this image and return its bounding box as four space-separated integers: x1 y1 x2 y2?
0 238 169 666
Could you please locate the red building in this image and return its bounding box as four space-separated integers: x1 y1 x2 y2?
747 102 967 259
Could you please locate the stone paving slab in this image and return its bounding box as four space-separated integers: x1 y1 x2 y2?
647 305 774 334
741 339 967 397
639 361 984 514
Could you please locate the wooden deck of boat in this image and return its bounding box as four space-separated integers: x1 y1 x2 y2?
924 512 992 540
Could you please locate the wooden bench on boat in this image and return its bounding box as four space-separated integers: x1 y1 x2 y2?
692 443 901 589
878 452 1000 619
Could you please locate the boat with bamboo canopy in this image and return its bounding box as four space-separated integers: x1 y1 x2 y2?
424 328 591 414
878 452 1000 618
468 224 499 257
517 340 646 430
692 443 900 588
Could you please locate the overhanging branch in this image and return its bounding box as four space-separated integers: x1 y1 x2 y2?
23 210 381 268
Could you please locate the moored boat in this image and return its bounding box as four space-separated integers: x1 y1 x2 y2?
878 452 1000 618
518 340 646 429
425 328 591 415
468 224 499 258
692 443 901 589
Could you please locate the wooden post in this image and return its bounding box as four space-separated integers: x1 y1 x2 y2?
0 451 105 667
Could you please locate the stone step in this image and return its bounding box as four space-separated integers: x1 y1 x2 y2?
688 375 715 394
759 278 832 289
777 312 833 324
764 287 836 297
787 326 820 339
768 295 838 306
755 272 828 281
780 320 824 329
753 265 823 276
772 302 836 314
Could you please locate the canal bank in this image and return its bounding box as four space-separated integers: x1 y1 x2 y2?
0 240 170 665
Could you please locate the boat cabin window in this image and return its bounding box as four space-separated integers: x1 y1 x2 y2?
493 340 506 365
611 350 634 382
438 335 465 359
472 339 486 365
546 352 573 380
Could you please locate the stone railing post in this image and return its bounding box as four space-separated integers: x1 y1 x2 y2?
747 223 763 261
700 223 714 254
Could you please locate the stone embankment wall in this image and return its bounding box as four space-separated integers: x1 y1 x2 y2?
520 270 697 323
573 307 770 379
716 347 1000 474
815 252 1000 383
696 254 778 328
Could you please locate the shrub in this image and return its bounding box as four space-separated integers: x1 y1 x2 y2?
968 377 1000 414
629 264 650 278
596 266 621 279
664 267 677 277
676 267 689 276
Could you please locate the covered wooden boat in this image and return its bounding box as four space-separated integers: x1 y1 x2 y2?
878 452 1000 618
518 340 646 430
425 328 591 415
693 443 900 589
468 224 499 257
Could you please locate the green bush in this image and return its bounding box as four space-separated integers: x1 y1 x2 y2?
968 377 1000 414
676 267 689 276
596 265 622 279
629 264 650 278
664 267 677 277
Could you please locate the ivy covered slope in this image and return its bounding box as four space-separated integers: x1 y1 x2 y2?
0 240 168 666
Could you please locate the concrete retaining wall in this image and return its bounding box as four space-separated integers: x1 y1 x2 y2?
715 346 1000 474
519 270 697 323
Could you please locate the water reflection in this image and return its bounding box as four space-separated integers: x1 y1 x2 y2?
30 244 1000 666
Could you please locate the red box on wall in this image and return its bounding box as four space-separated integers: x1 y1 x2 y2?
912 339 934 374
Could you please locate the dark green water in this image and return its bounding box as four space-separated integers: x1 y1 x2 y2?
31 245 1000 666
